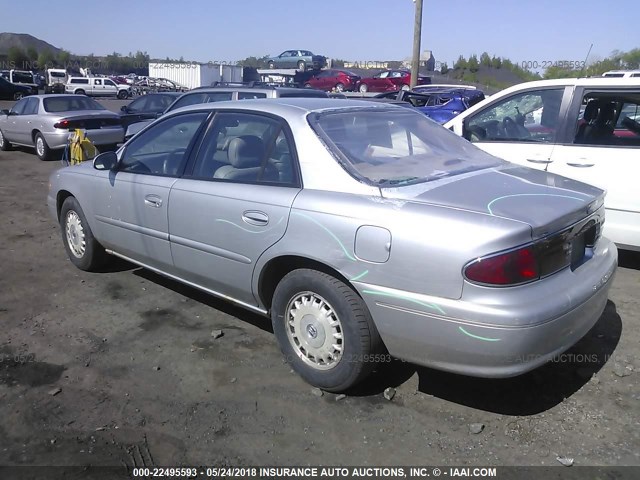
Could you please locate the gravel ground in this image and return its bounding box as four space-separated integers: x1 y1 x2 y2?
0 98 639 474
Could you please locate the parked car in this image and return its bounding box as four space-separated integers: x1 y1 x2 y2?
65 77 131 99
119 92 182 128
0 69 39 95
445 77 640 251
266 50 327 71
0 95 124 160
304 70 361 92
125 86 328 140
48 98 617 392
602 70 640 78
356 69 431 93
0 76 33 100
44 69 68 94
413 84 478 92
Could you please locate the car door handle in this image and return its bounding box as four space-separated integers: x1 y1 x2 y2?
526 158 552 164
144 195 163 208
566 162 595 168
242 210 269 226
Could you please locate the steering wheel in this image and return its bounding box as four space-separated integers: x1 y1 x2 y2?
162 149 185 176
502 116 520 137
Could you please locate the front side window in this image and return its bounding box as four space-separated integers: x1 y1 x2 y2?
310 108 503 187
10 98 28 115
169 92 233 111
466 88 564 143
126 96 148 112
191 112 296 185
104 80 116 87
119 113 208 176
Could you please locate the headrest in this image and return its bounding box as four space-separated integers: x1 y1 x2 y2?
599 102 616 122
227 136 264 168
274 136 290 155
583 100 599 122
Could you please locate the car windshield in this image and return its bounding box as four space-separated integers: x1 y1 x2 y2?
43 97 106 112
310 108 504 187
50 72 66 78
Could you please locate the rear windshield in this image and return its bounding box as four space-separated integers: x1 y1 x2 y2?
279 90 328 98
309 108 504 187
169 92 233 111
12 72 34 83
50 71 66 78
43 97 106 112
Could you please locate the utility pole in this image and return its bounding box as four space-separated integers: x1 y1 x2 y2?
410 0 423 88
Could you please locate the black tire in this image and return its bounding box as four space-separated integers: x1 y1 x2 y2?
75 89 85 95
117 89 128 100
13 92 24 100
34 132 53 161
358 83 368 93
335 82 345 92
60 197 108 271
297 60 306 71
0 129 12 151
271 269 383 392
268 61 275 69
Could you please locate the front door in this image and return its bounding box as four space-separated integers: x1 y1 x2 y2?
92 111 210 270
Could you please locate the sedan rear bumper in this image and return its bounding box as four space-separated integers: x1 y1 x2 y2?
43 127 124 149
357 238 618 378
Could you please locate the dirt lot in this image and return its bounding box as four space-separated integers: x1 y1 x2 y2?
0 99 639 474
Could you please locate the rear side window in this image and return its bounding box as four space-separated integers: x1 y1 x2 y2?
279 90 328 98
573 92 640 147
70 78 89 84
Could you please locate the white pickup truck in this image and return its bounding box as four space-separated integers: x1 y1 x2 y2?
65 77 131 99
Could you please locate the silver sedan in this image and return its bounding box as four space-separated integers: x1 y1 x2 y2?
47 98 617 392
0 95 124 160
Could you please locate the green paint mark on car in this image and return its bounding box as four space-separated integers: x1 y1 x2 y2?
458 326 501 342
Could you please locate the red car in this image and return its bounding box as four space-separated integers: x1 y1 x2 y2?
356 70 431 93
304 69 361 92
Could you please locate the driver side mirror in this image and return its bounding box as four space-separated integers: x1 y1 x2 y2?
93 151 118 171
0 109 10 116
120 105 128 112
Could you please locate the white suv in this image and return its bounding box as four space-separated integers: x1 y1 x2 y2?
445 77 640 251
65 77 131 99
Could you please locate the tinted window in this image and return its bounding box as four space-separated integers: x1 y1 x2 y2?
43 96 106 112
10 98 29 115
238 92 268 100
310 108 503 186
125 96 149 112
574 93 640 146
71 79 89 84
120 113 208 176
279 90 328 98
12 72 33 83
23 97 39 115
104 80 116 87
466 88 564 143
169 92 233 111
191 112 296 185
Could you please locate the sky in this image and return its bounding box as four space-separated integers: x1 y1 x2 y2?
1 0 638 69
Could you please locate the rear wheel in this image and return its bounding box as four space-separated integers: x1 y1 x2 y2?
0 129 12 151
34 132 52 161
75 89 85 95
297 60 306 71
13 92 24 100
401 84 410 91
271 269 383 392
268 61 275 69
60 197 108 271
359 83 368 93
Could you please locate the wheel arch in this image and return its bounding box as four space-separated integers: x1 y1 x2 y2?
257 255 357 311
56 190 75 220
31 129 41 142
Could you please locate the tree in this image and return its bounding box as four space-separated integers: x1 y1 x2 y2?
439 62 449 75
26 47 38 61
7 47 29 69
454 55 467 70
57 50 71 67
491 56 502 69
37 51 55 69
480 52 491 67
468 54 479 73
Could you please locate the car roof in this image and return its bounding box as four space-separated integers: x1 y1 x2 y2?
188 86 314 94
499 77 640 88
167 97 412 117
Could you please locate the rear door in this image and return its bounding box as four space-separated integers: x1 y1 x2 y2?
547 87 640 249
461 86 571 168
168 110 301 305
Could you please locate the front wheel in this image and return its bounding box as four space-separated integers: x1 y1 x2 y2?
335 83 345 93
60 197 108 271
297 61 306 71
13 92 24 100
358 83 368 93
268 61 275 69
75 89 85 95
271 269 383 392
401 84 410 91
0 129 12 151
117 90 128 99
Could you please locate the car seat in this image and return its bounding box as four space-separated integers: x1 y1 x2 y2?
575 100 599 143
214 135 277 182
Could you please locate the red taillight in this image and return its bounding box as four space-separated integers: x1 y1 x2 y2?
464 246 540 286
54 119 70 129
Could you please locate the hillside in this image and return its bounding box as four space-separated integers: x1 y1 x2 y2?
0 32 62 56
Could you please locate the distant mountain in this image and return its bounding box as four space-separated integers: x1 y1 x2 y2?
0 33 63 56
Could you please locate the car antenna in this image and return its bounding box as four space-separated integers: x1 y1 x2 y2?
579 43 593 78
